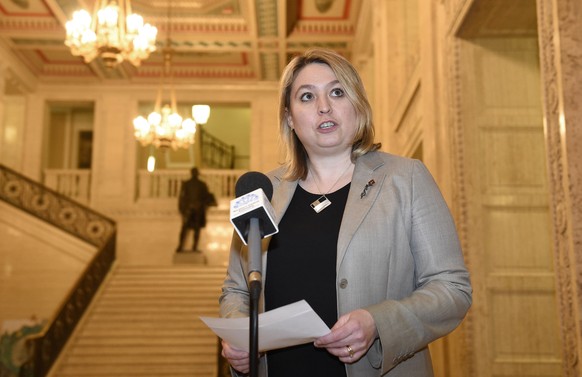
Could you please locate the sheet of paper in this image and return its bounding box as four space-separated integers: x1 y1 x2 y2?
200 300 330 352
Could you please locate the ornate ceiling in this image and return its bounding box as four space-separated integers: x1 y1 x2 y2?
0 0 363 85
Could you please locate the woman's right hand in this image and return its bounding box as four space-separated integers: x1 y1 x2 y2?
221 340 250 374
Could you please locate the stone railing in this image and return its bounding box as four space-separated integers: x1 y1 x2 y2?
43 169 91 205
43 168 247 206
136 169 247 202
0 164 116 377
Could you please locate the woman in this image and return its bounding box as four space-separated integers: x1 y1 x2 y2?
219 48 472 377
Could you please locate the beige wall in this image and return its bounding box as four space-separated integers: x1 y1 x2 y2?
360 0 569 376
0 201 96 325
199 105 252 169
0 96 26 169
134 103 253 170
457 35 560 376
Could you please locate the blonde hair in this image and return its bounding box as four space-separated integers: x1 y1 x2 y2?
278 48 380 180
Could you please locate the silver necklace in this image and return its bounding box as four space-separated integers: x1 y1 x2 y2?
309 162 352 213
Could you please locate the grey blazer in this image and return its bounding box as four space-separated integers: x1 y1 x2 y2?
220 151 472 377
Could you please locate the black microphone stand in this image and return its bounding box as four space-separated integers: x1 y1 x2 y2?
247 217 262 377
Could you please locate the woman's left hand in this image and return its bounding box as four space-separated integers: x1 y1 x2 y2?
313 309 378 363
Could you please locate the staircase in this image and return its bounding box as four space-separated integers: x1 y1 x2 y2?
49 265 227 377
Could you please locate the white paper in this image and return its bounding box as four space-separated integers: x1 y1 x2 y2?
200 300 330 352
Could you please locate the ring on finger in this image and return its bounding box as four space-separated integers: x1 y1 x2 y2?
346 345 354 358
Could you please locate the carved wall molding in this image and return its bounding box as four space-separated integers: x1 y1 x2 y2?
536 0 581 375
444 30 475 377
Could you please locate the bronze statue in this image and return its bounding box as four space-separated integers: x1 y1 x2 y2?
176 167 216 252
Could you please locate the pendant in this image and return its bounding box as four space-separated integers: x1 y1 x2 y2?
310 195 332 213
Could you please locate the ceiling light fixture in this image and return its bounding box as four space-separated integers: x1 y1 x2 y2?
65 0 157 68
132 1 210 151
132 49 199 150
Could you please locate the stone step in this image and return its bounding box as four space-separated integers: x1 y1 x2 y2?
62 351 217 365
106 283 223 290
73 337 217 347
95 297 220 306
56 363 216 377
68 344 218 356
49 265 226 377
92 302 219 311
113 266 225 276
105 282 223 290
107 273 225 281
86 311 218 322
105 281 223 289
97 302 219 310
75 327 216 339
100 291 221 299
76 330 214 339
83 318 207 331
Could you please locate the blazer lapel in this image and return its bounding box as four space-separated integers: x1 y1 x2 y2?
260 169 297 254
336 152 386 270
270 169 298 225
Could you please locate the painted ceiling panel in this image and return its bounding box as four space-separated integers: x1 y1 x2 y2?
0 0 362 83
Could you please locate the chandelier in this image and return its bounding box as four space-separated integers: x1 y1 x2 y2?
132 51 211 150
132 0 209 153
65 0 158 68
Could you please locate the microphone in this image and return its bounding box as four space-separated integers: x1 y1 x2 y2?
230 171 278 374
230 171 278 245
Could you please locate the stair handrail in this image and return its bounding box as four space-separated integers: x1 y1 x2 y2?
201 129 236 169
0 164 117 377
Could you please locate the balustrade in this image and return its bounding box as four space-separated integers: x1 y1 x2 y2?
44 168 247 205
43 169 91 204
137 169 246 202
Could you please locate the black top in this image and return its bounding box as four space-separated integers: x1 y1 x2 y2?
265 183 350 377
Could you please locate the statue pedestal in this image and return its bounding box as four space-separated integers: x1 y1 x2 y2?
173 251 207 265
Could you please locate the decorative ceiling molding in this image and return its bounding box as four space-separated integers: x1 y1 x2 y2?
255 0 277 37
0 0 362 84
